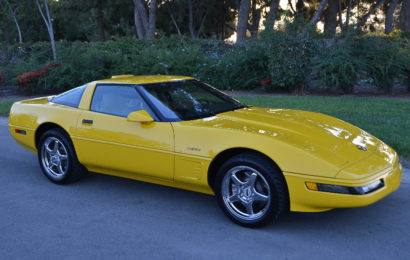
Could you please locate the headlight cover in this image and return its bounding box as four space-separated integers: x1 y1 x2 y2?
306 179 385 195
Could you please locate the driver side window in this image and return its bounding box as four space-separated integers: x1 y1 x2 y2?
90 84 157 120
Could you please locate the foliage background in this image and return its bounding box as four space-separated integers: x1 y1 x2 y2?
0 30 408 95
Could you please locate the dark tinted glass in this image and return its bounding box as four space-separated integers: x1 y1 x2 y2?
90 85 157 119
140 80 245 121
51 85 86 108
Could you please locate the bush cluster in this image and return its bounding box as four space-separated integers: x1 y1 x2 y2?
17 63 61 94
0 31 408 95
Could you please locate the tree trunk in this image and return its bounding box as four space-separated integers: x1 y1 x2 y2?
147 0 157 39
219 0 225 39
249 0 261 37
309 0 328 25
296 0 305 18
97 0 105 41
266 0 280 30
288 0 296 14
168 8 181 36
356 0 388 27
385 0 399 34
134 4 145 39
196 10 208 38
399 0 410 31
36 0 56 60
337 0 343 30
133 0 157 39
5 0 22 43
324 0 338 34
237 0 251 43
134 0 149 33
188 0 195 38
345 0 352 29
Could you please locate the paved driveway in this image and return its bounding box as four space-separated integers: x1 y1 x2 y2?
1 118 410 259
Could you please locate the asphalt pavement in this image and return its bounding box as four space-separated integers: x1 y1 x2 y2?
1 117 410 259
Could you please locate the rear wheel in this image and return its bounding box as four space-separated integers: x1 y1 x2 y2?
38 128 87 184
215 152 289 227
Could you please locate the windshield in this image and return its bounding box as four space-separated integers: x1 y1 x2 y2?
139 80 246 121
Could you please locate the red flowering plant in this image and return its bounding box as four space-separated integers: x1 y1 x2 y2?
17 70 46 94
17 63 62 94
260 78 272 86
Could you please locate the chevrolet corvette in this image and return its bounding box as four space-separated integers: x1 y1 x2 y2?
9 75 402 227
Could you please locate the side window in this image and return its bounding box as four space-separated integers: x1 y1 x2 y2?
51 85 87 108
90 85 157 120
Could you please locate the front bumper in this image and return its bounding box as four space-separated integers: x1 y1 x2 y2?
284 163 402 212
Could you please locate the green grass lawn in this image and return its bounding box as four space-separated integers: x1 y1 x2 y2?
0 101 14 117
237 96 410 160
1 96 409 159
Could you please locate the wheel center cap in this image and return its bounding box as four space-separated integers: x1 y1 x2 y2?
239 186 253 201
51 155 60 164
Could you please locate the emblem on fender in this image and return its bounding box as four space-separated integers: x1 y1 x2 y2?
357 145 367 151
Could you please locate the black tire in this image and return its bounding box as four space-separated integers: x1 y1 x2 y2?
38 128 87 184
215 152 289 227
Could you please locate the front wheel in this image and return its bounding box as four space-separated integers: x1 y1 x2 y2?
38 128 87 184
215 153 289 227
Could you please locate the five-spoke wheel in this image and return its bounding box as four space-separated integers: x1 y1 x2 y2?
38 128 87 184
41 137 69 180
222 166 271 221
216 152 289 227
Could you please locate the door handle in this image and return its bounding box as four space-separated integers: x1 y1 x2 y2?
82 119 93 125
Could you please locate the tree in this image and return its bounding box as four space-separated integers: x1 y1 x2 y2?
385 0 399 34
4 0 22 43
356 0 388 27
309 0 328 25
237 0 251 43
248 0 261 37
399 0 410 31
345 0 352 29
188 0 208 38
133 0 158 39
265 0 280 30
97 0 105 41
157 0 236 39
36 0 56 60
324 0 338 34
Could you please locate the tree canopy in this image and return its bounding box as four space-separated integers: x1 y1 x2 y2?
1 0 409 44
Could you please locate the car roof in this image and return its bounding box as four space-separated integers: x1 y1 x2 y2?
97 75 194 85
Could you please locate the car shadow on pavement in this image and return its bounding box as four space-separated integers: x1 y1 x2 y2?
79 171 404 233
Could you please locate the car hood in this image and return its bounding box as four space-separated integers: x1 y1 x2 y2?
209 106 395 178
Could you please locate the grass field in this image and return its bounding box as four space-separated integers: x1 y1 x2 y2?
1 96 409 159
0 101 14 117
238 96 410 160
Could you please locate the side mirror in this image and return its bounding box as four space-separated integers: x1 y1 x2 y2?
127 110 154 124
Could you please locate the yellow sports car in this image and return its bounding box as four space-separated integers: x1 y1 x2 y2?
9 75 402 227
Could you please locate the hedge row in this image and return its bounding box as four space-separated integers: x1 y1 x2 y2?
0 31 409 95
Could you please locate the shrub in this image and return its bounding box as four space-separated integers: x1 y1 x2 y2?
17 70 46 94
260 30 317 92
352 36 409 94
17 63 62 94
315 41 361 93
0 33 408 95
